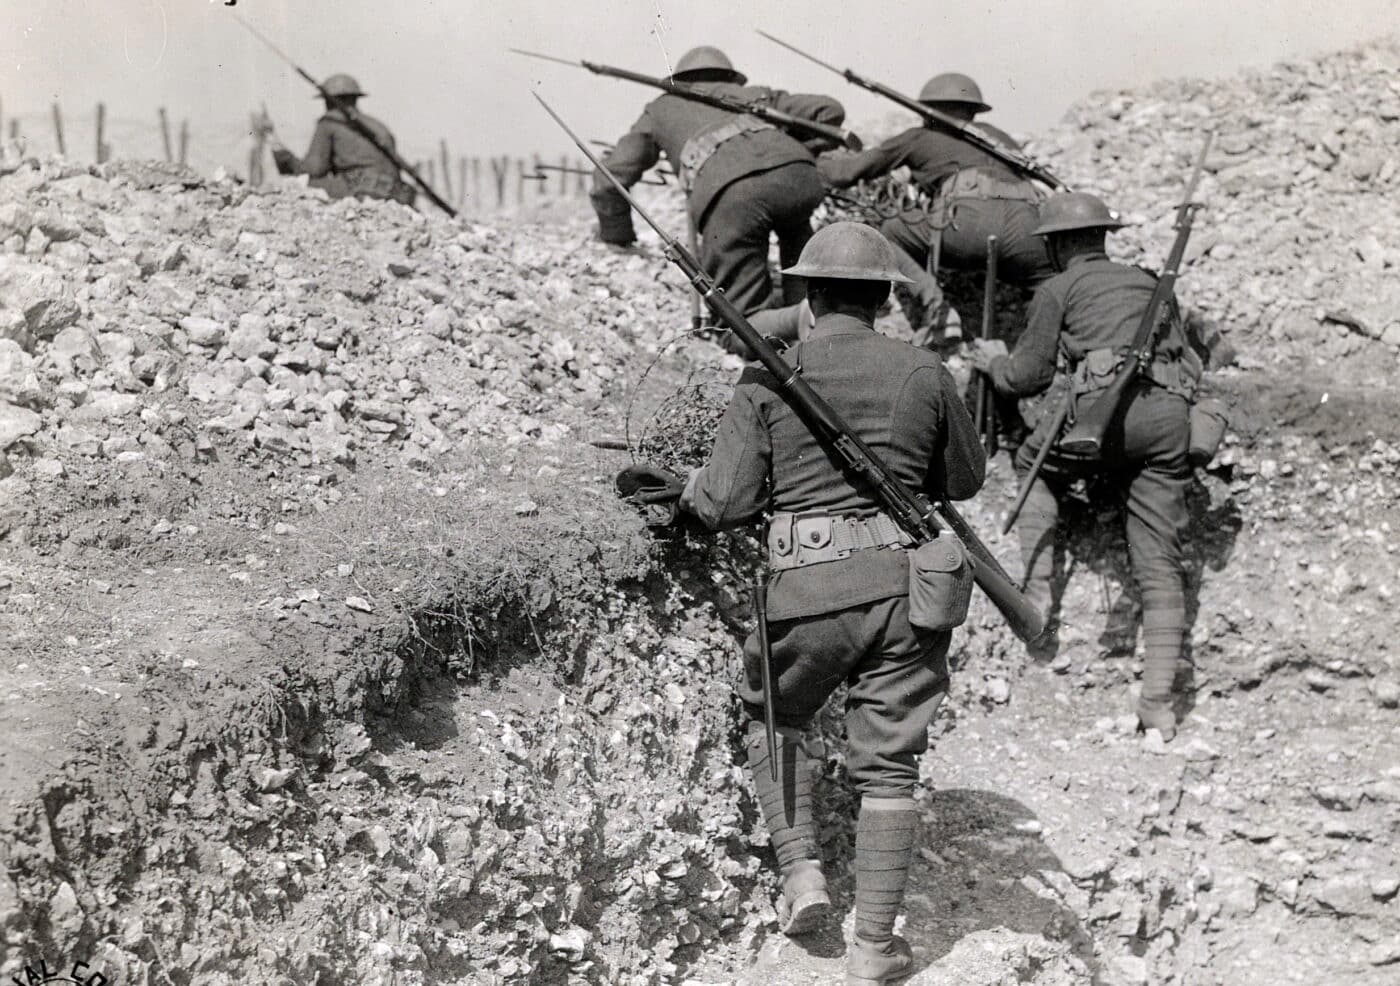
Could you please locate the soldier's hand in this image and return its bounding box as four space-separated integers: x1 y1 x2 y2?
965 338 1008 374
616 464 686 528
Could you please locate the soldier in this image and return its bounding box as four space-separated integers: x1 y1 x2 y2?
270 73 416 206
590 46 845 348
650 223 984 983
819 73 1054 348
966 193 1200 740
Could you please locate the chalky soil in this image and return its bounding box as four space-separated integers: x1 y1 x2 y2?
1 37 1399 986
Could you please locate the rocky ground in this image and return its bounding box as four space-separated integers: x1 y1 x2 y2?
1 36 1399 986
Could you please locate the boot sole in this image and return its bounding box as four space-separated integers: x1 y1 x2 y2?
779 890 831 936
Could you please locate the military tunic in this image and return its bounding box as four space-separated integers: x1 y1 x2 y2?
987 252 1193 714
682 312 984 795
820 124 1054 322
272 109 414 204
592 84 843 315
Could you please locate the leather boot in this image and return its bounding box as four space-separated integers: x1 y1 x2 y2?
777 858 829 936
747 724 829 935
846 934 913 985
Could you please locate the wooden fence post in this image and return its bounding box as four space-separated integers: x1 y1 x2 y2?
515 158 526 205
95 103 109 163
158 108 173 162
473 157 482 204
51 102 65 156
457 156 468 210
178 120 189 166
491 156 508 208
439 140 452 203
576 157 588 196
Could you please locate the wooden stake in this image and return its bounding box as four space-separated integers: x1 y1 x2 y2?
576 157 588 196
178 120 189 165
490 156 507 208
426 159 436 188
95 102 108 163
516 158 526 205
158 108 173 162
439 139 452 203
457 156 468 210
51 102 65 156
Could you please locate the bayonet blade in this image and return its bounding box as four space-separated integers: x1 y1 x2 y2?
509 48 580 70
756 30 843 77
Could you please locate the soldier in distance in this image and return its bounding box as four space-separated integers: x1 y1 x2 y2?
271 73 416 206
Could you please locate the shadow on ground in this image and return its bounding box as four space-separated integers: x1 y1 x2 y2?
732 788 1101 985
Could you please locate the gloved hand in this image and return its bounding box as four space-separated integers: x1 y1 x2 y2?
964 338 1008 374
597 210 637 246
615 464 686 527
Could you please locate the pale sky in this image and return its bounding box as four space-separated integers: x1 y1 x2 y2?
3 1 1398 178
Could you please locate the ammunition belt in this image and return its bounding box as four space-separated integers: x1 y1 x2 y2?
767 510 913 572
1073 348 1199 403
938 166 1042 203
679 116 776 189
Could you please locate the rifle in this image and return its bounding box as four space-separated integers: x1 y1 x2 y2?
1057 132 1213 456
511 49 863 152
975 236 999 455
231 12 457 217
536 94 1043 644
1002 391 1069 536
757 31 1067 192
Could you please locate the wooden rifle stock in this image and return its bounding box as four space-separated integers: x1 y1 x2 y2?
975 236 999 454
1058 133 1213 456
535 95 1043 643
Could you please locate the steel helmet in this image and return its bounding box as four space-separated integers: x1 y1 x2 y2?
1032 192 1127 236
918 73 991 112
782 222 914 283
319 73 365 99
671 46 747 85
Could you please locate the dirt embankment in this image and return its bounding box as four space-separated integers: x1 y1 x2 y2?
1 37 1399 986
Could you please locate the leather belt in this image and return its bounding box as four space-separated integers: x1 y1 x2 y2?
679 116 775 189
767 511 913 572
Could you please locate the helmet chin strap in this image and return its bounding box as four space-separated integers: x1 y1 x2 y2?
1046 236 1067 274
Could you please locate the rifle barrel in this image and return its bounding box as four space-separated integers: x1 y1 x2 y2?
508 48 581 69
756 29 843 75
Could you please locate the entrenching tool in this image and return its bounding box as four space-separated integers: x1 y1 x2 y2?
975 236 999 455
756 30 1068 191
535 93 1044 644
511 49 864 152
231 11 457 217
752 570 778 781
1057 132 1214 456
